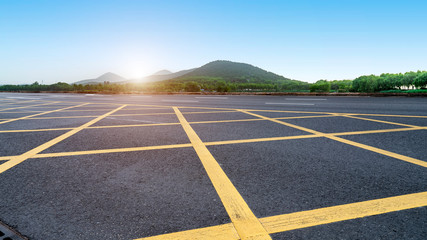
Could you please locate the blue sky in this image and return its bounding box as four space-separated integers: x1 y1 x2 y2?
1 0 426 84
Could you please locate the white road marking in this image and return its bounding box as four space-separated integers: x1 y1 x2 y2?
285 98 327 101
130 95 152 98
161 100 199 103
7 97 41 100
91 98 115 100
85 94 112 97
265 102 315 106
195 97 228 99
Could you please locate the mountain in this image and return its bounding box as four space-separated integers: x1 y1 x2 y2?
74 72 126 85
152 70 173 75
168 60 295 83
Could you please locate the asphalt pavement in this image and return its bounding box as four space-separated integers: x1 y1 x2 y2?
0 92 426 240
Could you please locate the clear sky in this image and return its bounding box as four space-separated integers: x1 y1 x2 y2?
1 0 426 84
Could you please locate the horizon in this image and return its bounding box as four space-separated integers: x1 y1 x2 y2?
1 0 427 84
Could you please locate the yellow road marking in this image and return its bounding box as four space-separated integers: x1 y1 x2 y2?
2 110 238 120
174 107 271 240
326 135 427 168
344 115 419 128
239 110 427 168
332 126 426 136
45 107 172 112
12 99 427 119
0 103 89 125
135 191 427 239
205 134 322 146
352 113 427 118
0 100 35 106
0 101 59 112
0 105 126 174
32 144 193 158
0 127 77 133
134 223 240 240
0 111 44 113
1 127 426 159
262 191 427 233
240 110 325 135
0 115 334 133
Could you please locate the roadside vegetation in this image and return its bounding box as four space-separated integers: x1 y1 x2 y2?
1 71 426 94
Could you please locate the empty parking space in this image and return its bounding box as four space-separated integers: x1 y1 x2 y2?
342 130 427 161
280 116 407 133
191 120 310 142
0 117 97 130
41 125 190 153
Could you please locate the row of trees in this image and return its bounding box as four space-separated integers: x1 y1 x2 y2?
352 71 427 92
1 71 426 93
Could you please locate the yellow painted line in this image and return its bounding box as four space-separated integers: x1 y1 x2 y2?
326 135 427 168
0 156 11 161
0 105 126 174
239 110 427 168
247 109 338 115
0 101 59 112
261 191 427 233
0 103 89 125
0 143 192 160
344 115 419 128
0 115 329 132
0 100 35 106
351 113 427 118
134 223 239 240
135 191 427 239
1 127 426 160
47 107 170 112
0 111 45 113
10 110 237 120
0 127 74 133
174 107 271 240
20 115 103 120
332 126 427 136
205 134 322 146
276 114 335 120
190 118 266 125
87 123 181 129
239 110 325 135
32 143 193 158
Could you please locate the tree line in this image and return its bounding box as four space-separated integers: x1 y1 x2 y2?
1 71 426 93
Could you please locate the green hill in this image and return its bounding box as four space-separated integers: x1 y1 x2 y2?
156 60 309 92
174 60 291 83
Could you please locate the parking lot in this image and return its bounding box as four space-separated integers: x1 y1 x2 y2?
0 93 426 240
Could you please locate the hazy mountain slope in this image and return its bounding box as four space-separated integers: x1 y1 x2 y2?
125 69 195 83
74 72 126 85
